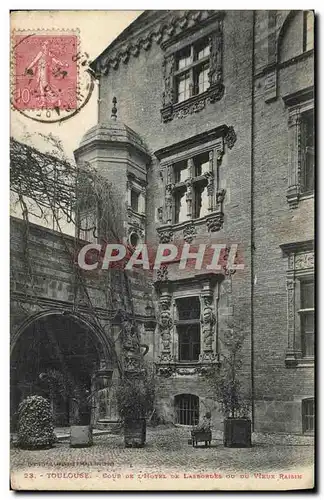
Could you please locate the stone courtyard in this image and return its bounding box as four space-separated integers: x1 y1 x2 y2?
11 426 314 477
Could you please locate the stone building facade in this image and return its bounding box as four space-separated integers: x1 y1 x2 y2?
75 10 314 434
11 10 314 434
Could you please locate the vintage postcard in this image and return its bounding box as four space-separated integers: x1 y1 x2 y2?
10 10 315 491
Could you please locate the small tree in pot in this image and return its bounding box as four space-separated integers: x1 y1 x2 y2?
116 365 154 448
206 320 252 448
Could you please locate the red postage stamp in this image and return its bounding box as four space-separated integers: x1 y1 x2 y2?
13 32 78 111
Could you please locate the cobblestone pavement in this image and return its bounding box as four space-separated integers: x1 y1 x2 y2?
11 425 314 475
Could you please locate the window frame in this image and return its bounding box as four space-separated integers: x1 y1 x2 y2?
280 240 314 367
298 278 315 358
300 109 314 195
172 153 210 224
173 37 211 104
175 393 199 426
130 188 140 213
283 88 314 208
302 397 314 434
175 296 201 363
160 17 224 123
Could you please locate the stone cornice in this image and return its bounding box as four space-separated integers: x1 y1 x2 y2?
282 86 314 107
155 125 228 161
280 240 314 255
92 10 224 76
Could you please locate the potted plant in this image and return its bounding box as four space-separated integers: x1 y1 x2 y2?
116 369 154 448
206 321 252 448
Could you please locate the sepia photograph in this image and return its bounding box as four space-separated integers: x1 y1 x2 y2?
9 8 315 491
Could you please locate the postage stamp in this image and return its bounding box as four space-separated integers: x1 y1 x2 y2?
11 30 94 123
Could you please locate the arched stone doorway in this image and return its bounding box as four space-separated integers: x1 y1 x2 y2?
10 312 113 430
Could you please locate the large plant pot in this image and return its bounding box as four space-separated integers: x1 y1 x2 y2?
223 418 252 448
70 425 93 448
124 418 146 448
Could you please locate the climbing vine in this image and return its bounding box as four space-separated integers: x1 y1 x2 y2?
10 135 145 379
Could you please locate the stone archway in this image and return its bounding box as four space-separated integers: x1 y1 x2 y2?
10 311 114 429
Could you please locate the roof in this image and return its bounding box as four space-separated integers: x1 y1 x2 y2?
90 11 170 70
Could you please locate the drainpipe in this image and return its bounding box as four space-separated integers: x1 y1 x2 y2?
250 10 256 432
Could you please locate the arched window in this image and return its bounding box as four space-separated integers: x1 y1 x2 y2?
175 394 199 425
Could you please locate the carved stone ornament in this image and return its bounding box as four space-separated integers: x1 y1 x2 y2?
157 206 164 222
224 126 237 149
162 54 175 108
164 183 175 224
201 295 216 351
183 222 196 243
158 352 174 363
162 85 224 123
122 320 139 354
156 264 169 283
197 362 218 376
206 212 224 232
172 98 206 120
216 188 226 205
158 292 173 359
208 28 223 86
156 364 175 377
199 351 217 363
158 228 174 243
176 366 197 376
295 252 314 270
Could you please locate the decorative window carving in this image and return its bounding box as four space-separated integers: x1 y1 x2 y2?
155 278 220 376
280 240 314 367
283 87 314 208
155 126 236 243
161 19 224 122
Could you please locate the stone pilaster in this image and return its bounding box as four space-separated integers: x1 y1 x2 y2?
158 291 173 362
199 282 216 362
287 111 301 208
